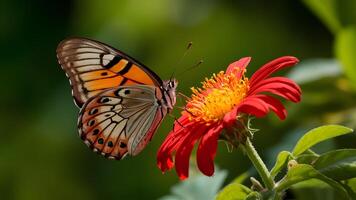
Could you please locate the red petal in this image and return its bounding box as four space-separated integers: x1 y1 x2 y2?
254 95 287 120
249 82 301 102
158 115 191 152
236 97 270 117
223 106 238 128
157 115 192 172
157 134 177 172
226 57 251 79
249 77 301 95
175 124 208 180
249 56 299 86
196 123 223 176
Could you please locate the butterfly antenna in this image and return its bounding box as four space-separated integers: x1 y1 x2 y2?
170 42 193 79
176 59 203 78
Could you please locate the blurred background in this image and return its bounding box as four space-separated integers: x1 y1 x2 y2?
1 0 355 199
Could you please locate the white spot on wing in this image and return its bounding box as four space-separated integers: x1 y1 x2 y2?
84 140 91 147
102 54 115 66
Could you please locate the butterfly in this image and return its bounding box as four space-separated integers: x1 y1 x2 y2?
56 37 177 160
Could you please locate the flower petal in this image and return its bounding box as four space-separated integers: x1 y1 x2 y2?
249 77 301 95
223 106 238 128
254 94 287 120
249 82 301 102
157 134 179 172
226 57 251 79
157 115 192 172
159 115 191 152
196 123 223 176
236 97 270 117
249 56 299 86
175 124 208 180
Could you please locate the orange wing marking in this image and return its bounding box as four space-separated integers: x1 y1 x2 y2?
110 59 129 73
123 65 155 85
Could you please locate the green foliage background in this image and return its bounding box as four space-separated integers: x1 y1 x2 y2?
0 0 355 199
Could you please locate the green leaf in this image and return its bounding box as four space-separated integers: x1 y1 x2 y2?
292 125 353 156
216 183 252 200
342 181 356 200
270 151 292 178
296 154 319 165
313 149 356 180
295 150 319 165
347 178 356 192
302 0 342 34
291 179 346 200
245 192 262 200
335 27 356 90
276 164 350 199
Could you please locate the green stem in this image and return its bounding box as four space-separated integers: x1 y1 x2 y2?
242 138 275 190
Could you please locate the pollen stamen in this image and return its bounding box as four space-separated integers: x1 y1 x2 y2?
185 68 249 124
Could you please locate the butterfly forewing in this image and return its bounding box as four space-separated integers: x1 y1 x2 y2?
56 37 162 107
78 85 165 159
57 37 177 159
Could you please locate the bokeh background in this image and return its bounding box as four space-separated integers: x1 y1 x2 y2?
1 0 355 199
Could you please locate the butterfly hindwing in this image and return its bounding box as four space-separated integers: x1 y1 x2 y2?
78 85 166 159
56 37 163 107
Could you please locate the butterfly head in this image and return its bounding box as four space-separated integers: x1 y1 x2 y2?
166 78 178 89
162 78 178 111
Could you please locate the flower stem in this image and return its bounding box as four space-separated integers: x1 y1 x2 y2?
242 137 275 190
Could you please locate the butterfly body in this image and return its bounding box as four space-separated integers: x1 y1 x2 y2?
57 37 177 159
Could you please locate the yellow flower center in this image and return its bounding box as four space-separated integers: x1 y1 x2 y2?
185 68 249 124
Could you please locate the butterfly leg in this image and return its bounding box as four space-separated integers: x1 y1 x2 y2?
177 92 189 100
175 92 190 111
168 113 186 131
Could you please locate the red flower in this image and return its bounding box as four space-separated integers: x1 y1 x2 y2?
157 56 301 180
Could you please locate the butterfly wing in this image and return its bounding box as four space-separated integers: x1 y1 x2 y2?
78 85 167 159
56 37 163 107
